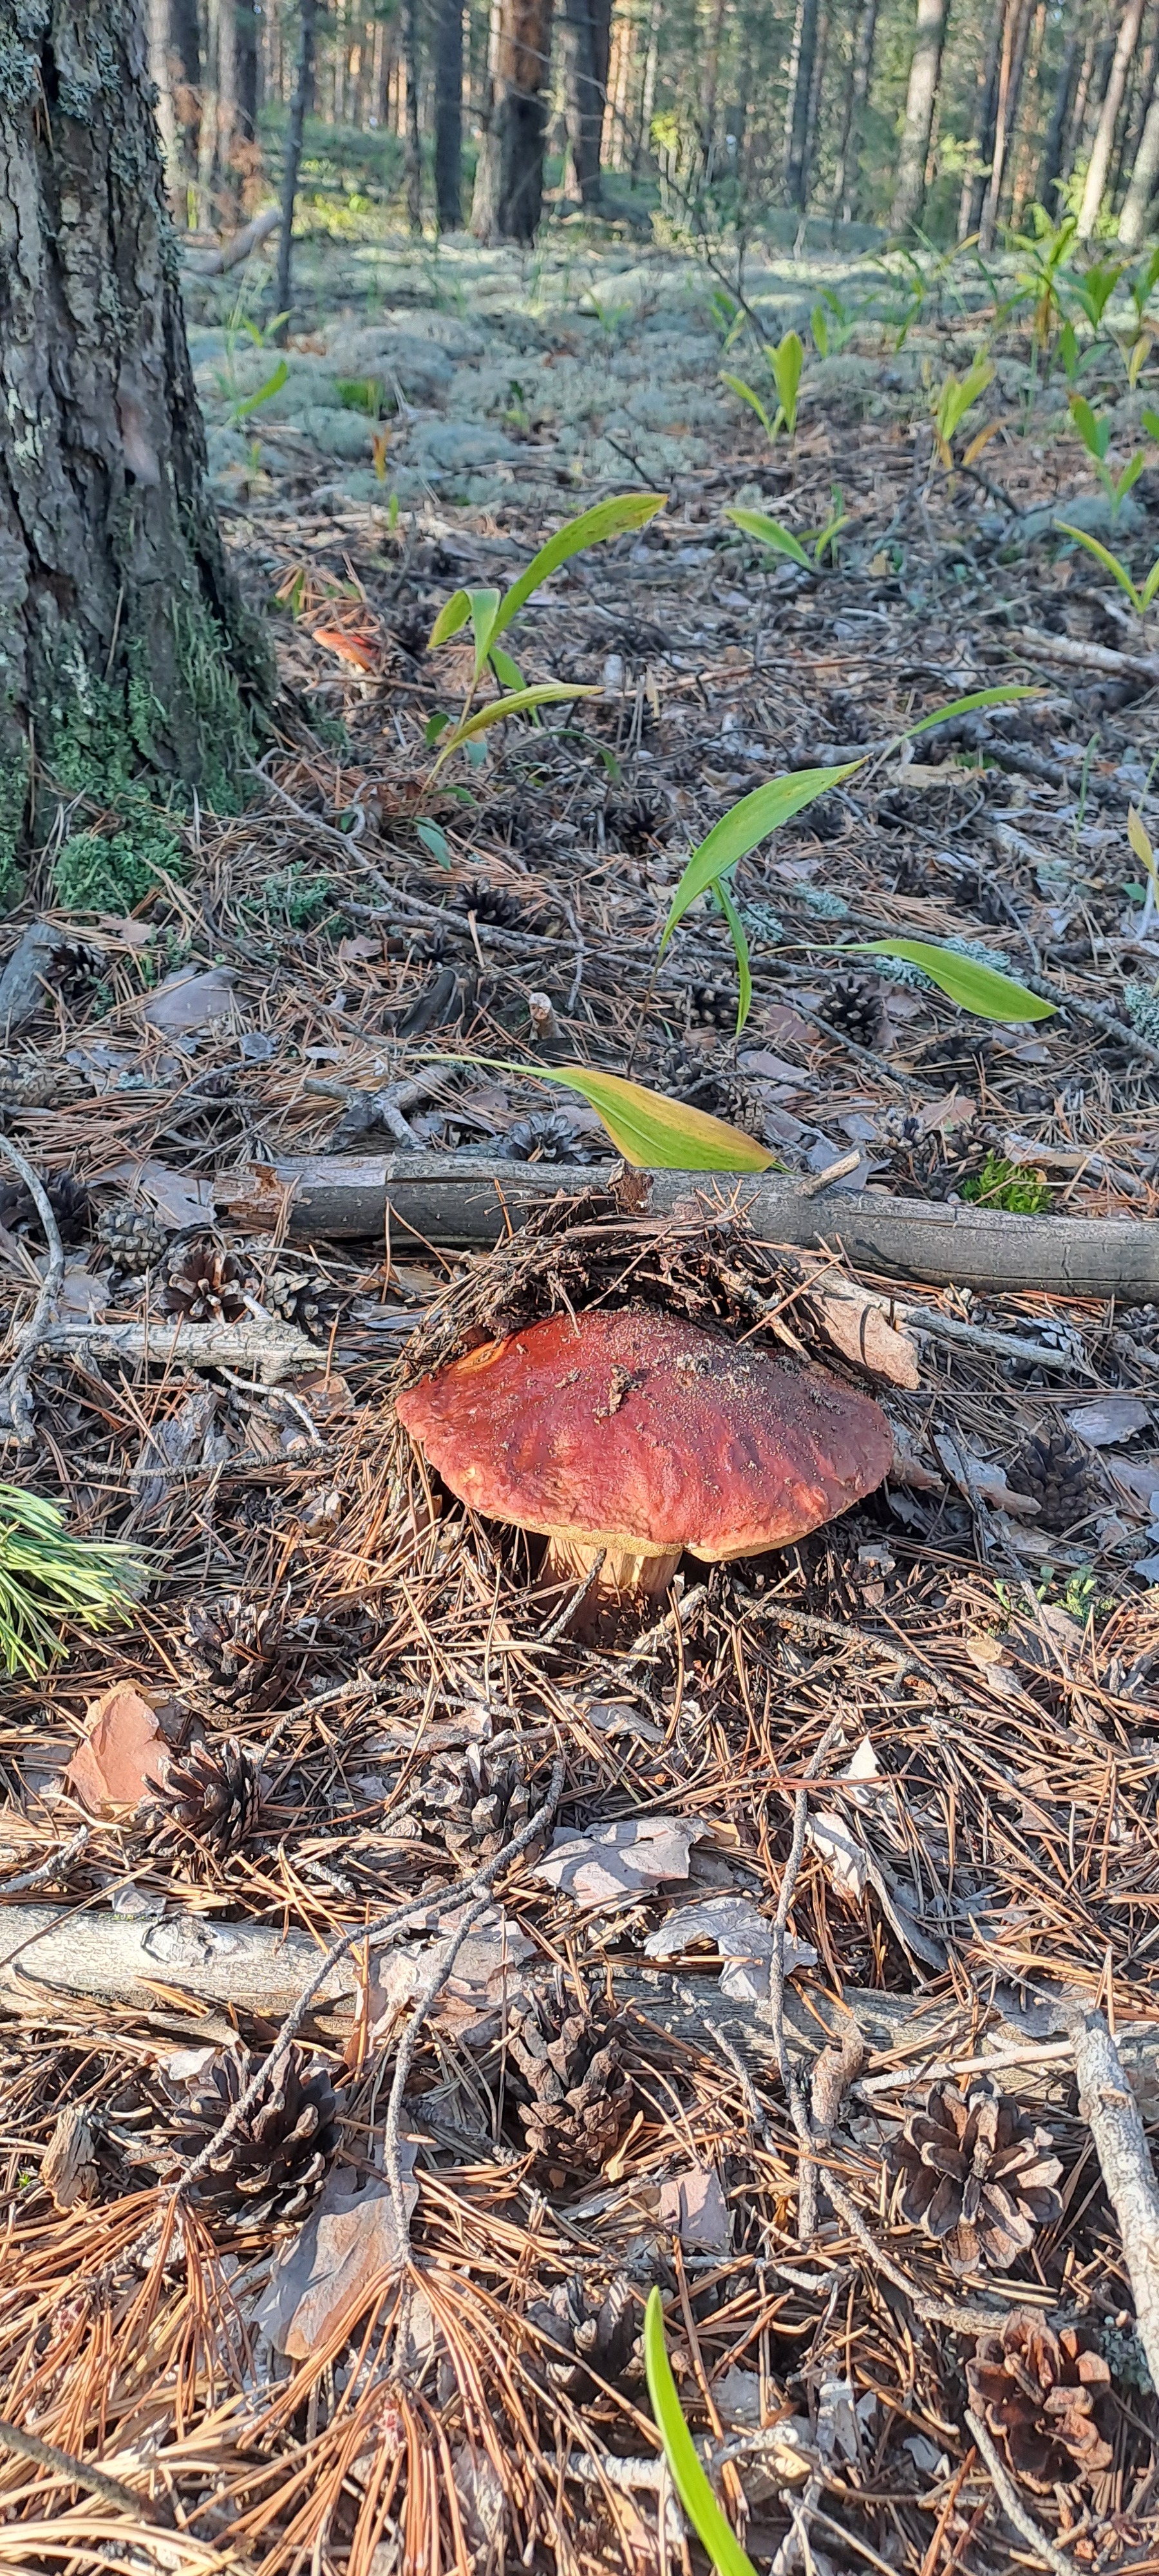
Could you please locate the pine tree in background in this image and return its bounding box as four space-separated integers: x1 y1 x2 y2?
891 0 950 230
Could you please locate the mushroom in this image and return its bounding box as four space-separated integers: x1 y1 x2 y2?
395 1304 893 1630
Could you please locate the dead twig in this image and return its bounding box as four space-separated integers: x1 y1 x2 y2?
0 2414 165 2524
965 2408 1079 2576
1064 2003 1159 2396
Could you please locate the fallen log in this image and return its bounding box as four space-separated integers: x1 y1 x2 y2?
215 1155 1159 1296
3 1902 1158 2107
180 206 281 276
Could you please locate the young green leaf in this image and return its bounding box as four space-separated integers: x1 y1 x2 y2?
424 708 452 745
1053 521 1144 613
467 587 502 676
811 300 829 357
849 938 1055 1020
428 589 472 650
415 820 452 867
721 373 775 439
661 766 861 949
1069 394 1110 462
724 506 811 569
644 2288 759 2576
712 875 753 1034
232 358 289 421
1141 407 1159 443
429 683 600 773
489 644 526 692
1127 804 1159 900
493 493 665 639
419 1056 774 1170
903 685 1041 737
769 330 804 435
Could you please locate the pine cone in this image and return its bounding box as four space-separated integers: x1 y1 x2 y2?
603 795 668 854
1007 1427 1091 1533
503 1111 602 1166
161 2044 339 2232
417 1742 531 1860
887 2077 1062 2273
184 1596 281 1705
681 1069 766 1137
966 2315 1113 2492
261 1266 342 1340
162 1236 256 1324
508 2003 633 2177
525 2269 638 2395
97 1200 171 1273
149 1738 260 1860
688 984 740 1031
0 1168 89 1242
823 976 885 1050
455 876 532 930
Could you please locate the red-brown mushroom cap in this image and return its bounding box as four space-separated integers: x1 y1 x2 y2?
395 1305 892 1560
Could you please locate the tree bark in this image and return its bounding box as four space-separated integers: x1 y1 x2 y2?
0 0 270 893
236 0 260 140
560 0 611 207
404 0 423 229
890 0 948 232
470 0 555 242
784 0 822 209
833 0 878 219
958 9 1004 238
275 0 318 333
434 0 464 227
979 0 1034 251
1078 0 1146 234
1119 41 1159 236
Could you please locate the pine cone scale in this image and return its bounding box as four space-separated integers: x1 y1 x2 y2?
888 2078 1062 2275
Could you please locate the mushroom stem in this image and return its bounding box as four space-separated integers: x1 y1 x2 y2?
542 1537 683 1637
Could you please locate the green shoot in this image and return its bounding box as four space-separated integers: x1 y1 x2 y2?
644 2288 758 2576
1128 806 1159 924
0 1486 147 1679
426 683 599 779
931 354 994 468
1064 257 1125 332
428 493 665 693
720 372 775 440
229 357 288 425
1068 397 1144 518
420 1056 773 1172
725 490 850 573
767 329 804 436
1053 522 1159 620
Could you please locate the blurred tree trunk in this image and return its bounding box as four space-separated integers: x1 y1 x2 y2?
435 0 464 226
833 0 878 219
1077 0 1145 233
958 10 1004 237
236 1 259 138
978 0 1033 251
275 0 317 330
1119 42 1159 234
470 0 555 240
0 0 270 893
632 0 661 177
890 0 948 231
148 0 201 224
404 0 422 228
1009 1 1048 225
197 0 240 226
1038 6 1085 211
561 0 611 206
784 0 820 210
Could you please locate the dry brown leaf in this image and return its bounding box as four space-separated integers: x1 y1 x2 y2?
64 1683 170 1815
254 2159 418 2356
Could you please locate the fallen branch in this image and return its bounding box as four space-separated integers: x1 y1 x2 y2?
0 2415 163 2526
1065 2003 1159 2396
0 1135 64 1444
38 1314 318 1387
1013 624 1159 686
181 205 281 276
216 1158 1159 1296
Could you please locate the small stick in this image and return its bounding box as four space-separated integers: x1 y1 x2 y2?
769 1716 845 2237
822 2170 1012 2334
0 2414 162 2524
1065 2003 1159 2396
538 1549 607 1645
0 1824 91 1895
965 2409 1078 2576
0 1136 65 1444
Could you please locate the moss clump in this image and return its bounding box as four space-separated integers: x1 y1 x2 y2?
962 1151 1052 1215
255 865 339 930
0 733 28 912
53 814 185 914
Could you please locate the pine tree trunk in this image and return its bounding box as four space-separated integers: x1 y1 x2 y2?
470 0 555 241
1038 8 1084 211
0 0 271 896
979 0 1034 250
275 0 318 330
434 0 464 226
958 10 1004 238
561 0 611 207
1077 0 1146 233
833 0 878 219
784 0 821 209
890 0 948 231
236 1 259 139
404 0 423 229
1119 42 1159 234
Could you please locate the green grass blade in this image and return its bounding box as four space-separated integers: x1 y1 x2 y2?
1053 522 1143 612
493 494 665 640
712 875 753 1034
643 2289 759 2576
903 685 1040 737
661 766 861 951
429 683 599 772
851 938 1054 1020
724 507 811 569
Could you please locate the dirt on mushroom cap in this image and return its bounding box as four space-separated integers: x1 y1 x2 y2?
395 1303 893 1560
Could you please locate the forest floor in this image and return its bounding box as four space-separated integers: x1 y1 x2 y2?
2 214 1159 2573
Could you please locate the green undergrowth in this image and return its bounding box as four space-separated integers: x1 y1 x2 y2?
961 1151 1053 1214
